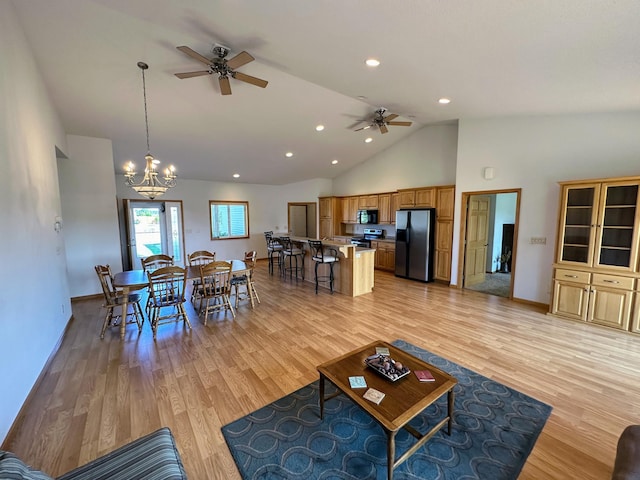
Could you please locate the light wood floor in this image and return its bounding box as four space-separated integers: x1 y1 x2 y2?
6 261 640 479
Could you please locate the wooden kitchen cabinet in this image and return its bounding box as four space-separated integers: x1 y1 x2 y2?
398 189 416 208
319 197 332 219
434 219 453 281
318 196 341 238
398 187 435 208
341 196 359 223
434 185 455 282
550 175 640 333
390 193 400 224
436 186 455 221
378 193 391 224
415 188 435 207
372 241 396 272
359 195 379 209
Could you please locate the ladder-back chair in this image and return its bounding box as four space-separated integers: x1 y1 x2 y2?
231 251 260 309
198 261 235 324
188 250 216 308
147 265 190 340
95 264 144 338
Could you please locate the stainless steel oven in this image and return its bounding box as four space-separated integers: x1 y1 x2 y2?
351 228 383 247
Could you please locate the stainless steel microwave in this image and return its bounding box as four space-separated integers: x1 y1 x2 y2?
357 209 378 224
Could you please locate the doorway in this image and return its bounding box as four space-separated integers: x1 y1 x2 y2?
288 202 317 238
459 189 520 299
123 199 185 269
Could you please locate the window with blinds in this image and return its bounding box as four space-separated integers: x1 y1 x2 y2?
209 201 250 240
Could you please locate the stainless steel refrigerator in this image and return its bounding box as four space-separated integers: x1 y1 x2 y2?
395 208 436 282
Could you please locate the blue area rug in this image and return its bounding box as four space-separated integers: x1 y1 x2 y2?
222 339 552 479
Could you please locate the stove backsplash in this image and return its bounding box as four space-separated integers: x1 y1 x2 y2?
344 224 396 239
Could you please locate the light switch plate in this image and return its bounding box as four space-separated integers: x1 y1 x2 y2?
530 237 547 244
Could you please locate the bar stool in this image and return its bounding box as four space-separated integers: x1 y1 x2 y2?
264 231 283 275
280 237 305 280
308 240 338 294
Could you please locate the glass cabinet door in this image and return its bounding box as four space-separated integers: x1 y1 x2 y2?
594 182 640 270
558 185 599 265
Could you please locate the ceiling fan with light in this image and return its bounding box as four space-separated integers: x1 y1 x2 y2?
354 108 412 134
174 44 268 95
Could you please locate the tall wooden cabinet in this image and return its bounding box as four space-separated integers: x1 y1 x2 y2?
319 196 341 239
434 186 455 281
550 177 640 333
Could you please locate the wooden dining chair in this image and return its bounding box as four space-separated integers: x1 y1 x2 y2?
141 254 174 313
231 251 260 309
188 250 216 308
198 261 235 324
147 265 191 340
95 264 144 339
141 254 174 272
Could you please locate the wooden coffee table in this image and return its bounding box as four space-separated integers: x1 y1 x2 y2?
317 340 457 480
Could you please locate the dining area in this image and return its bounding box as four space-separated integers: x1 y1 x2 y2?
95 250 260 340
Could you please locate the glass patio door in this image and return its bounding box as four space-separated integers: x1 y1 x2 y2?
124 200 184 269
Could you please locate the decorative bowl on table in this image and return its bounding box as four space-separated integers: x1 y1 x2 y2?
364 354 410 382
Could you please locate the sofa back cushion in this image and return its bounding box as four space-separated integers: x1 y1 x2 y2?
0 451 53 480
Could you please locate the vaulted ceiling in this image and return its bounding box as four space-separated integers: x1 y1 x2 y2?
12 0 640 185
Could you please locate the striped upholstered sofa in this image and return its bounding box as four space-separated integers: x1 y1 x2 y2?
0 427 187 479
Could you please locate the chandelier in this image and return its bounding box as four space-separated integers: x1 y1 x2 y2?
124 61 177 200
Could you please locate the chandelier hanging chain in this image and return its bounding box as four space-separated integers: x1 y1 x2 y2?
141 63 151 154
123 61 177 200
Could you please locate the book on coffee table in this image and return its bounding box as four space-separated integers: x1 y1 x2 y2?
414 370 435 382
349 376 367 389
363 388 385 404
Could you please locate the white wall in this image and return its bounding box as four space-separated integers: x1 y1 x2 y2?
332 124 458 195
59 135 122 297
115 175 332 265
454 113 640 303
0 2 71 442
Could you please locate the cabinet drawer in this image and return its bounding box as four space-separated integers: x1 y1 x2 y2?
554 268 590 284
592 273 634 290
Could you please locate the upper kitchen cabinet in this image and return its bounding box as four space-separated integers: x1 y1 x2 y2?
358 195 379 209
398 187 435 208
378 193 391 224
436 186 455 221
557 179 640 271
319 197 332 219
341 196 359 224
390 193 400 224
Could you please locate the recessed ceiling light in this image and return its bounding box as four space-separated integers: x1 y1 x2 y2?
357 95 367 100
365 137 373 143
285 152 293 158
365 58 380 67
232 173 240 178
331 159 339 165
438 98 451 104
315 125 325 131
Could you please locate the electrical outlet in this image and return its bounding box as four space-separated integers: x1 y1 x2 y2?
530 237 547 244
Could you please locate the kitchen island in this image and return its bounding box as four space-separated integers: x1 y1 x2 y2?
285 237 375 296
